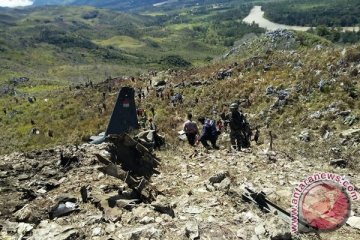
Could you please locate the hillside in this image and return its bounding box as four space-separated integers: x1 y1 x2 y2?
263 0 360 27
0 2 263 85
1 1 360 239
1 29 359 164
33 0 160 11
0 30 360 239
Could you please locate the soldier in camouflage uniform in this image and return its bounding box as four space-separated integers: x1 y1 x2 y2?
225 103 250 150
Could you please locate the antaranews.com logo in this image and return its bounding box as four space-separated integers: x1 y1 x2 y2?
291 172 358 233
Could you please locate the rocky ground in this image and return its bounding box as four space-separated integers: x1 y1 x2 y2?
0 135 359 240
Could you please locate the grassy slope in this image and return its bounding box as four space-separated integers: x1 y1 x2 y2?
0 1 260 85
1 33 359 175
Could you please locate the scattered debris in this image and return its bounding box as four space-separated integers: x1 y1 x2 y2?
49 196 79 219
329 159 347 168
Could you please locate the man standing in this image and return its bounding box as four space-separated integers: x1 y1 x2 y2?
197 116 219 150
226 103 250 150
148 118 163 150
183 113 199 146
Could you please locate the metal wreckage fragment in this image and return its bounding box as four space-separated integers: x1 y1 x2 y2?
96 134 161 202
242 187 314 233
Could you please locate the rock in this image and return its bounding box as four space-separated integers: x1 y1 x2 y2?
341 128 360 136
251 235 260 240
344 115 357 126
242 211 258 223
105 223 116 233
236 228 247 239
337 110 351 117
190 81 203 86
155 216 164 223
329 159 347 167
298 131 310 142
350 68 358 77
11 76 29 85
132 205 153 219
318 79 326 92
18 174 32 181
185 221 199 240
14 204 32 222
184 206 203 214
347 216 360 230
254 224 266 235
153 80 166 87
80 186 89 203
0 171 8 178
340 128 360 141
217 177 231 192
277 90 288 100
209 171 229 184
151 203 175 218
17 222 34 239
265 217 291 240
266 86 274 95
139 216 155 224
309 111 322 119
30 221 79 240
263 64 271 71
92 227 102 236
275 189 292 200
116 224 162 240
270 231 292 240
205 183 215 192
216 69 232 80
156 85 165 92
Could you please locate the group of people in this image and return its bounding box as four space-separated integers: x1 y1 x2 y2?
183 102 253 151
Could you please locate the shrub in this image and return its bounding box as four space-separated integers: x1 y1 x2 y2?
345 46 360 62
159 55 192 68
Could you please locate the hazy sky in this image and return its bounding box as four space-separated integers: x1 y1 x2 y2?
0 0 33 7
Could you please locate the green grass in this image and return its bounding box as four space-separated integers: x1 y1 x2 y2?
94 36 146 49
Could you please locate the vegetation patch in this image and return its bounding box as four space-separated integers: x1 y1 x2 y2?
94 36 146 49
159 55 192 68
263 0 360 27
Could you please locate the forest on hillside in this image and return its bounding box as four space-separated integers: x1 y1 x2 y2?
263 0 360 27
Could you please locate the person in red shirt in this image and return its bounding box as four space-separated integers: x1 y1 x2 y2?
183 113 199 146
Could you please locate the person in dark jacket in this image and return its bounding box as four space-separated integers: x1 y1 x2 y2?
197 116 219 150
225 103 250 150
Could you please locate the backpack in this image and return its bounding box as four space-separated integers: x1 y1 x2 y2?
204 119 218 136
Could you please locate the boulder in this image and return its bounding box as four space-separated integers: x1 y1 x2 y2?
340 129 360 141
153 80 166 87
329 159 347 168
209 171 229 184
30 221 79 240
115 224 162 240
185 221 199 240
347 216 360 230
